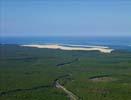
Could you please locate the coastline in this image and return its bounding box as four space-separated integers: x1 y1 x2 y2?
21 44 114 53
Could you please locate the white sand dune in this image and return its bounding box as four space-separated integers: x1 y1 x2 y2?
21 44 114 53
56 44 109 49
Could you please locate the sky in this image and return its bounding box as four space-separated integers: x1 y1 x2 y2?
1 0 131 37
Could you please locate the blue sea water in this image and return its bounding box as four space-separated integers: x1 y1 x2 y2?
0 36 131 51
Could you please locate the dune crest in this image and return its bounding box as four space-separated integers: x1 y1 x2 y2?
21 44 114 53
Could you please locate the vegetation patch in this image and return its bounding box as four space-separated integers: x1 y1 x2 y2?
89 75 116 82
56 58 79 67
88 88 110 94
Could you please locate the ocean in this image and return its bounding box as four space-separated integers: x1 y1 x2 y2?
1 36 131 51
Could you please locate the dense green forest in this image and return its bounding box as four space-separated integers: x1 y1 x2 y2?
0 44 131 100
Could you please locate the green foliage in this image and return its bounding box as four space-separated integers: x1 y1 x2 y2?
0 44 131 100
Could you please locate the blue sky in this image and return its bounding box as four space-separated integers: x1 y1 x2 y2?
1 0 131 37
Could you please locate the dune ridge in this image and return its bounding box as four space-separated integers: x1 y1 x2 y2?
21 44 114 53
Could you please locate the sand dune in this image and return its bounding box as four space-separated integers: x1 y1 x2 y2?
58 44 109 49
21 44 114 53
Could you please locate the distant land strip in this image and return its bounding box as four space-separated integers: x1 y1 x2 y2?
21 44 114 53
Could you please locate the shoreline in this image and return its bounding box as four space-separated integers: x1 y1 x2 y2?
21 44 114 53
